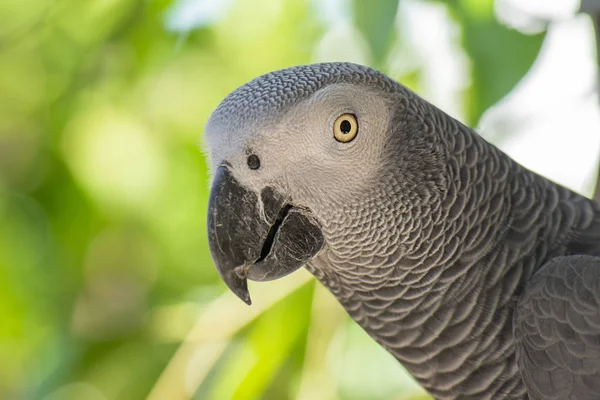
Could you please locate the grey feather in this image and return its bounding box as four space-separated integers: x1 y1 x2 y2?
514 255 600 400
204 62 600 400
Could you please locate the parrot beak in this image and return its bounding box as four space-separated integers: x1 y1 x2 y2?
207 166 324 305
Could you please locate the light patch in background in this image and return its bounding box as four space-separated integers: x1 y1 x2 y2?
184 341 229 396
496 0 581 33
150 302 203 342
62 105 166 211
327 321 427 399
141 52 228 141
392 0 469 121
164 0 235 32
311 0 368 64
310 0 351 25
312 22 371 65
480 14 600 196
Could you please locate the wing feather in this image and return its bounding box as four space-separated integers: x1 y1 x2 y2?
514 255 600 400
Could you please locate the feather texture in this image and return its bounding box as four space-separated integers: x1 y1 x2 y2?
206 63 600 400
514 255 600 400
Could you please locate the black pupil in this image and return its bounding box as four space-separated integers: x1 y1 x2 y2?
247 154 260 170
340 119 352 134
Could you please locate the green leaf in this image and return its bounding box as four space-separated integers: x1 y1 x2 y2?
352 0 400 65
446 0 546 124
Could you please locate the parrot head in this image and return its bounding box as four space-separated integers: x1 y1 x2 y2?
204 63 446 304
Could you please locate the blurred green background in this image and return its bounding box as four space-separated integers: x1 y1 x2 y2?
2 0 595 399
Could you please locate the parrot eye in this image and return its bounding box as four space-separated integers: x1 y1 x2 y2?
333 113 358 143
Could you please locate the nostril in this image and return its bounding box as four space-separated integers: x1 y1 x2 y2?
247 154 261 170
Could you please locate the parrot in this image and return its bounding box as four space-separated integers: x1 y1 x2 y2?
204 62 600 400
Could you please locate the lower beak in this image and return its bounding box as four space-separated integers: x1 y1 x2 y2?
207 166 324 305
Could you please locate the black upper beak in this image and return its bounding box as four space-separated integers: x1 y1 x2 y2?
207 166 324 305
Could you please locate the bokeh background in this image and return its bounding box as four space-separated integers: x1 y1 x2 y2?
2 0 600 399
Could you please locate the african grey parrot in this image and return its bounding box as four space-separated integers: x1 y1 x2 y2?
204 62 600 400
